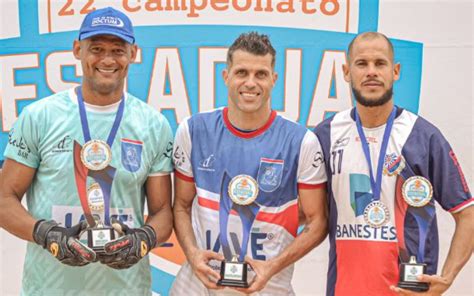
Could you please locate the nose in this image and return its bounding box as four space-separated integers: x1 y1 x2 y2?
244 74 257 88
101 51 116 65
366 63 378 77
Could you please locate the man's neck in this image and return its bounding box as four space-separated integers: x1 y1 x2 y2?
356 100 394 128
80 84 123 106
227 107 272 131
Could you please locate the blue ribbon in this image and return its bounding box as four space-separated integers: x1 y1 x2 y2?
77 87 125 146
76 87 125 225
355 107 397 201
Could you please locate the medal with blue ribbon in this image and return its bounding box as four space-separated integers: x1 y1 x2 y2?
356 106 397 228
73 87 125 226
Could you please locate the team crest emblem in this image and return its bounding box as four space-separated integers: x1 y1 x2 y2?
402 176 433 207
364 201 390 228
383 153 405 176
121 139 143 172
257 158 284 192
228 175 258 205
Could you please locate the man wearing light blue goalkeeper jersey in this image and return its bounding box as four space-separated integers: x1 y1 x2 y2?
0 7 173 295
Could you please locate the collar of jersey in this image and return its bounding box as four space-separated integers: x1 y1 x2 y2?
223 107 277 139
69 88 128 113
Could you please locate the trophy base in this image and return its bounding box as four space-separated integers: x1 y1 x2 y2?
87 227 115 254
398 281 429 292
217 279 249 288
217 258 249 288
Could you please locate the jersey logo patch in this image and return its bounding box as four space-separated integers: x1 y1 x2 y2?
257 158 284 192
121 139 143 172
383 153 405 176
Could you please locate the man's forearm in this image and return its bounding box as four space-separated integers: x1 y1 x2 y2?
173 205 199 260
0 195 37 242
146 204 173 246
265 215 328 276
440 207 474 283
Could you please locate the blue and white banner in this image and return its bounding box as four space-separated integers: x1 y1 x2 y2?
0 1 424 295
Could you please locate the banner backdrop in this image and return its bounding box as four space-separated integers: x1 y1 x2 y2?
2 0 459 295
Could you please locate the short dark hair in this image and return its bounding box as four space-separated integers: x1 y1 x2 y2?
227 32 276 68
347 32 394 62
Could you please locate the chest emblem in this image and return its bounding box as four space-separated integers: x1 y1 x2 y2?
121 138 143 173
257 158 284 192
383 153 405 176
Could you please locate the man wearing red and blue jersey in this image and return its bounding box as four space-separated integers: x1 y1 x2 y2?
315 32 473 296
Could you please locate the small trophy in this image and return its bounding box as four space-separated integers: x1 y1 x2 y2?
397 256 429 292
217 255 249 288
84 183 115 254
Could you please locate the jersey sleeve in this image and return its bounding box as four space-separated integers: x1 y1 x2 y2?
428 131 472 213
173 118 194 182
4 107 41 168
149 116 174 176
297 131 327 189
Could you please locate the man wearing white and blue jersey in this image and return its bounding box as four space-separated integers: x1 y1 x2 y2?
314 32 473 296
171 32 328 295
0 7 173 295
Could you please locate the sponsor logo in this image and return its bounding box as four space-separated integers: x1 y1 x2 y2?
355 136 378 144
8 128 31 159
198 154 216 171
312 151 324 168
91 16 125 28
52 135 72 153
163 141 173 159
206 230 268 260
173 145 186 167
333 137 349 149
49 242 60 257
336 223 396 241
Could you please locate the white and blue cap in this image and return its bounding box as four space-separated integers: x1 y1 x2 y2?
78 7 134 44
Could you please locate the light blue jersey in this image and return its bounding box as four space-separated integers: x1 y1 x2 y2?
5 88 173 296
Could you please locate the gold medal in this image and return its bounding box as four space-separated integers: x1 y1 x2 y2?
80 140 112 171
228 175 258 206
402 176 433 207
364 201 390 228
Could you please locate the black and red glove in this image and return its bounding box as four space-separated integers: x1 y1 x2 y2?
98 219 157 269
33 219 97 266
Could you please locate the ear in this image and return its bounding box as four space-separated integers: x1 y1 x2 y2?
393 63 401 81
130 44 138 63
272 71 278 85
73 40 81 60
342 63 350 83
222 68 229 86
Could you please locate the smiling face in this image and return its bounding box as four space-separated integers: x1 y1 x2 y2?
223 50 277 118
73 35 137 96
343 36 400 107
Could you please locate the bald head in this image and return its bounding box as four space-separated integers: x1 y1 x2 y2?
347 32 394 63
